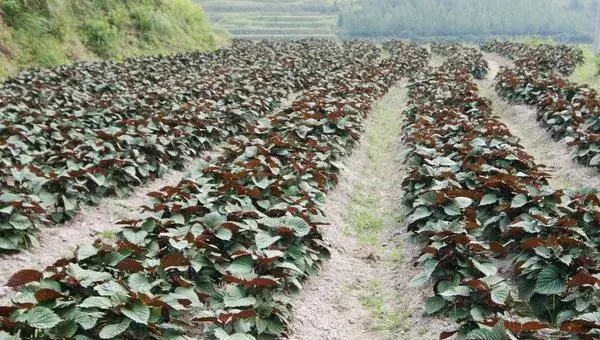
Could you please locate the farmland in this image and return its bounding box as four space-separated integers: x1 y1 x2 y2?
0 40 430 339
4 27 600 340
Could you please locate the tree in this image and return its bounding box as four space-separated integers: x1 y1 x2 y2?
594 0 600 53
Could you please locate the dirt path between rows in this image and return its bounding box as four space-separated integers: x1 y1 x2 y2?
0 94 300 305
287 83 450 340
478 52 600 190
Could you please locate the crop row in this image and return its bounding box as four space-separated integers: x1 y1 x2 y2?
430 42 489 79
403 46 600 339
0 41 430 339
482 41 600 172
480 40 584 76
0 40 362 252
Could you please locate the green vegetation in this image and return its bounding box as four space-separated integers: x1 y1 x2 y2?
197 0 338 40
0 0 222 78
342 85 407 246
337 0 596 41
571 45 600 91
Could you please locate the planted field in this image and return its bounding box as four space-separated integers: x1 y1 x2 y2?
5 35 600 340
0 40 351 252
407 43 600 338
0 40 429 339
482 41 600 171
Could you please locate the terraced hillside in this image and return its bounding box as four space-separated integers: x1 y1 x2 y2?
197 0 339 40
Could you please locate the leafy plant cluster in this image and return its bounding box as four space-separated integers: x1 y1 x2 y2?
0 41 430 339
403 44 600 339
481 40 584 76
0 39 360 252
484 41 600 171
431 42 489 79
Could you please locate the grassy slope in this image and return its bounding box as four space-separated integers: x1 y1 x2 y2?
571 44 600 91
0 0 224 78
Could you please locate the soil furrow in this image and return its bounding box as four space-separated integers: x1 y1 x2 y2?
288 83 449 340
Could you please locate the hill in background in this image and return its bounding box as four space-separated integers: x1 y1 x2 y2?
0 0 222 78
199 0 597 43
197 0 338 40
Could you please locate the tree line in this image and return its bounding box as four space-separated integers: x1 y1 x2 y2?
336 0 596 41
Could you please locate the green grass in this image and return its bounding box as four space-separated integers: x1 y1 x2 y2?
570 44 600 92
342 86 406 245
356 280 413 338
338 81 426 338
0 0 224 78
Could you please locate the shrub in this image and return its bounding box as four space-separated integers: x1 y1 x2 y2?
81 19 118 57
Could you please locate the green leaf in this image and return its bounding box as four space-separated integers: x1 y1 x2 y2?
439 285 471 297
62 195 76 212
228 256 254 276
216 227 232 241
67 264 112 287
471 259 497 277
465 327 506 340
224 296 256 308
174 287 201 307
121 302 150 325
203 212 225 228
443 200 462 216
479 193 498 206
99 319 131 339
255 232 281 249
94 281 128 297
26 306 62 329
574 311 600 323
79 296 114 309
53 320 77 338
491 284 509 305
455 197 473 208
589 153 600 166
9 213 32 230
77 245 99 261
283 216 311 237
535 265 566 295
68 310 98 330
406 206 432 225
425 296 446 314
511 194 529 208
409 258 438 286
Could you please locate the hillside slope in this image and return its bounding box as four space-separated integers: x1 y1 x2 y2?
198 0 338 40
0 0 222 78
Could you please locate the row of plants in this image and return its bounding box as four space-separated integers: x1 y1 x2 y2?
0 40 356 252
430 42 489 79
482 41 600 172
0 41 430 339
403 47 600 339
480 40 584 76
